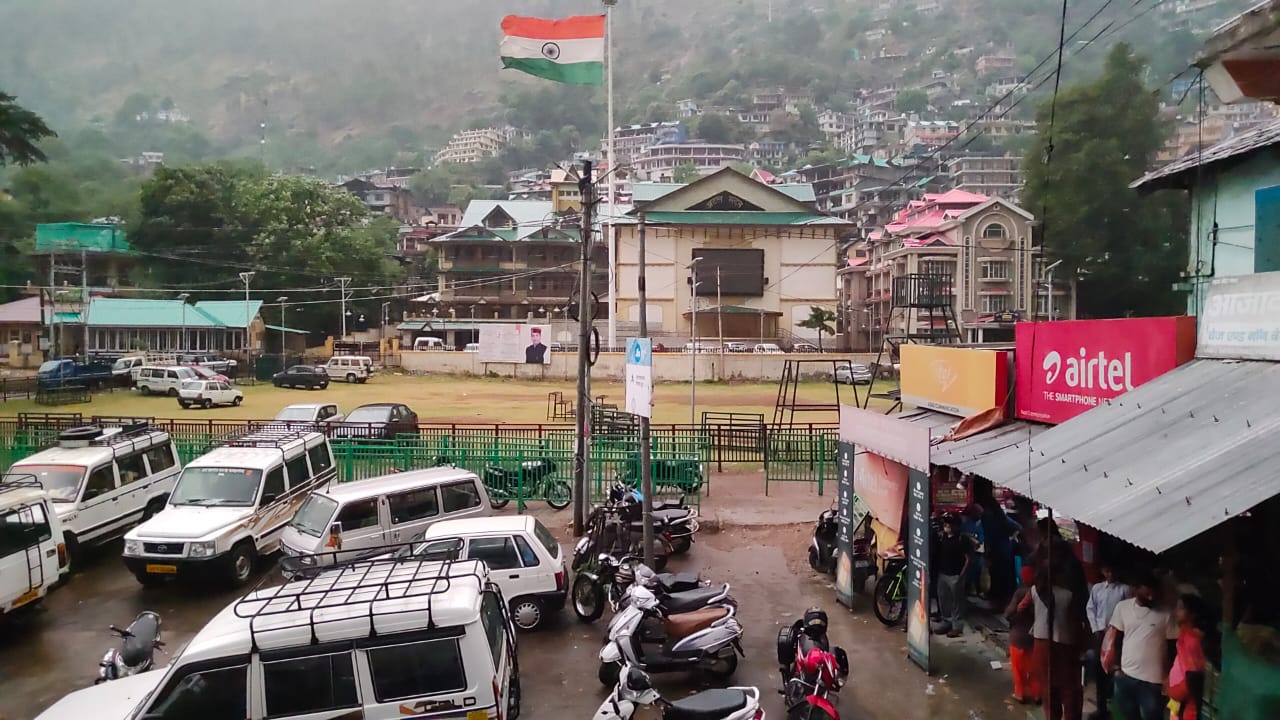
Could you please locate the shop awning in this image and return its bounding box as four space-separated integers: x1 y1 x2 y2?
972 359 1280 553
931 421 1047 475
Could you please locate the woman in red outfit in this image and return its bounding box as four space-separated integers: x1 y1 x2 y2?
1006 566 1041 704
1167 594 1210 720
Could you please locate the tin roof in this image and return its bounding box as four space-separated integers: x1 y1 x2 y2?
86 299 262 328
1130 118 1280 191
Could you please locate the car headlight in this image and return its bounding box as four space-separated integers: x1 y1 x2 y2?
299 555 316 566
188 541 218 558
123 539 142 556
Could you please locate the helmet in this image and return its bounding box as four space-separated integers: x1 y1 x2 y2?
615 562 635 587
608 483 629 503
803 607 829 638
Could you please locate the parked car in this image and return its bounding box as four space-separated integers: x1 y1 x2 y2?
34 560 521 720
325 355 373 384
0 478 69 615
122 430 335 587
177 353 237 373
724 341 749 353
272 365 329 390
136 366 198 396
753 343 784 354
187 364 231 384
177 380 243 409
36 359 114 390
4 424 180 565
835 363 874 385
412 336 446 351
110 356 147 385
280 467 492 573
332 403 420 440
463 343 480 353
681 342 717 354
415 515 568 631
273 403 345 426
791 342 820 353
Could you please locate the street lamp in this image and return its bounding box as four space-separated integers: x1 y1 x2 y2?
276 296 288 367
176 293 189 353
687 257 704 428
1043 259 1064 320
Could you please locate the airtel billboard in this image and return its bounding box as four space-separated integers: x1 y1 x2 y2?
1015 317 1197 424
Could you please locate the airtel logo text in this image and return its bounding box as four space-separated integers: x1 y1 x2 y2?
1042 348 1134 391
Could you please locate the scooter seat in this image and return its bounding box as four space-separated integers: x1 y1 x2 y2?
662 585 728 614
665 606 729 640
663 689 748 720
656 571 703 592
653 508 691 523
120 614 160 667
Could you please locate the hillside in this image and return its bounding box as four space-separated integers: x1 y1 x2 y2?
0 0 1253 171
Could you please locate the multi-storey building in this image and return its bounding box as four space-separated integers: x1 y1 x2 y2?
903 120 961 151
944 154 1024 199
434 127 522 165
975 53 1017 75
602 121 687 168
338 177 417 224
632 142 747 182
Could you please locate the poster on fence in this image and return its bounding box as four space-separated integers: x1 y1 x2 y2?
480 324 552 364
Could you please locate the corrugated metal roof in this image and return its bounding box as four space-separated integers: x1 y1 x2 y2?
0 296 41 324
86 299 262 328
1130 118 1280 191
931 421 1048 474
970 359 1280 553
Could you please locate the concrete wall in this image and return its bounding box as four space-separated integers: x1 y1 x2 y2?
397 350 880 382
1187 154 1280 315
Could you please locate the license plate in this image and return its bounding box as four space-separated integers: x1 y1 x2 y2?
146 564 178 575
13 588 40 607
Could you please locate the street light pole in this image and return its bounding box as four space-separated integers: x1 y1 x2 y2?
239 272 254 367
1043 259 1063 320
687 257 703 428
276 296 289 368
637 212 654 568
177 293 189 353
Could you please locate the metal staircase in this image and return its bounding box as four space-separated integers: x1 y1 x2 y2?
863 272 962 410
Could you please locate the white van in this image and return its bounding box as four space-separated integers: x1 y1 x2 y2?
326 355 373 384
280 467 491 572
136 366 197 396
412 336 445 351
417 515 567 631
123 429 336 587
0 479 69 616
33 559 521 720
5 424 181 565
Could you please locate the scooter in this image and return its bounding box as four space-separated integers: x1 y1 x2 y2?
777 609 849 720
593 664 764 720
573 554 709 622
599 585 742 687
808 506 839 574
609 484 700 554
95 611 164 684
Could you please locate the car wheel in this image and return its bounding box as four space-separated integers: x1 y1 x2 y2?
167 388 179 397
178 401 190 409
346 373 356 383
510 597 544 632
142 498 167 521
139 386 151 396
64 534 81 572
226 541 255 587
507 673 522 720
233 396 242 406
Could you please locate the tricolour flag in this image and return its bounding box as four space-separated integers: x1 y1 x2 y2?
500 14 605 85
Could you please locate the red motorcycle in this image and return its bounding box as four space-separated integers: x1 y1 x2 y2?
777 608 849 720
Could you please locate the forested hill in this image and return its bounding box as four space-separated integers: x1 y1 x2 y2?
0 0 1249 168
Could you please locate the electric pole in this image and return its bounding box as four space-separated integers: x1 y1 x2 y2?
638 213 654 567
573 161 596 536
337 277 352 339
239 271 255 369
80 250 89 361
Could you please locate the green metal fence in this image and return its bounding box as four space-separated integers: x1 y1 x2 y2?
764 429 838 496
590 430 711 509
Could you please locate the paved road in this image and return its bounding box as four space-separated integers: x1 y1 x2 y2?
1 524 1020 720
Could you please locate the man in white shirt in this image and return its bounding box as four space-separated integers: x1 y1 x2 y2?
1109 570 1178 720
1086 561 1131 719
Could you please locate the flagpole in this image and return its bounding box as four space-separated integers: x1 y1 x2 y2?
605 0 618 353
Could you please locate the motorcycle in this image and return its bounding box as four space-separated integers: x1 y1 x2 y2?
872 545 908 627
593 664 764 720
617 456 705 495
482 458 570 510
777 609 849 720
574 504 674 574
573 553 710 623
808 506 838 574
95 611 164 684
609 484 700 555
598 585 743 687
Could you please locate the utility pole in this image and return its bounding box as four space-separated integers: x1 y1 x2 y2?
573 161 596 536
337 277 352 339
47 256 57 358
637 212 654 567
688 257 702 427
239 272 255 370
716 266 724 370
80 249 88 362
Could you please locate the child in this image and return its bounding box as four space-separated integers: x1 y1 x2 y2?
1168 594 1209 719
1006 566 1040 704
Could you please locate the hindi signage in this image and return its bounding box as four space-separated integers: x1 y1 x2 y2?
1198 272 1280 360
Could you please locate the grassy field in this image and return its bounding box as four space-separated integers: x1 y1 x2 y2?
0 374 898 425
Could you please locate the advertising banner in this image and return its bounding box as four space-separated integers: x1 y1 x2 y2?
479 324 553 364
1014 317 1196 424
839 405 932 472
835 439 856 608
624 338 653 418
852 451 909 534
900 345 1010 417
905 467 931 673
1198 272 1280 360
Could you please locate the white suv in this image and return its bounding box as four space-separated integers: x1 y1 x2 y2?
325 355 372 383
5 424 181 566
123 429 335 587
0 479 69 615
136 366 197 396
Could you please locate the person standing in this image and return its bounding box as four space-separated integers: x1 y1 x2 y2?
1167 594 1210 720
1108 571 1179 720
961 503 986 597
936 513 975 638
1086 561 1132 720
1006 566 1041 704
1023 555 1088 720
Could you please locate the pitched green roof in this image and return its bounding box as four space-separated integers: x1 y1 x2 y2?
641 211 849 226
86 299 262 328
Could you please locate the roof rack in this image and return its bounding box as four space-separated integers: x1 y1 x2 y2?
87 422 155 446
234 555 487 651
215 428 317 449
0 474 43 497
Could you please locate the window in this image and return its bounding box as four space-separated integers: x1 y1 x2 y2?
981 261 1010 279
166 370 179 380
143 664 247 720
308 444 333 475
284 454 311 487
981 294 1010 313
262 652 358 718
336 499 380 531
367 639 467 702
0 503 52 555
388 488 439 525
441 481 482 513
513 535 540 567
83 465 116 500
261 467 286 505
480 590 507 666
532 519 559 558
116 452 148 485
466 536 521 570
981 223 1006 238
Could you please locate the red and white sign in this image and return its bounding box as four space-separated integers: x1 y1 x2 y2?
1015 317 1196 424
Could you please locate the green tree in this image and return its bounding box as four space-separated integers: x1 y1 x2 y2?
693 113 744 144
798 305 837 351
673 163 700 183
895 89 929 114
410 167 454 206
1021 43 1187 318
0 92 56 166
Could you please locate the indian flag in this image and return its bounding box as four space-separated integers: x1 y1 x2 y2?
500 14 605 85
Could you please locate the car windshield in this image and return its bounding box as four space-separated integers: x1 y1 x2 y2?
37 360 60 372
181 381 205 391
170 467 264 506
289 494 338 537
189 367 214 379
346 407 391 423
287 366 310 374
5 465 85 503
274 406 315 421
533 519 559 558
112 359 132 371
